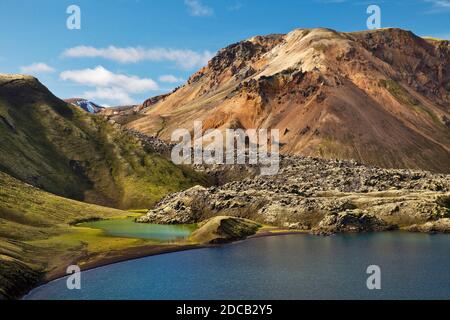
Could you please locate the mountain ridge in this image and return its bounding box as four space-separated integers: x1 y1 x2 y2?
126 28 450 172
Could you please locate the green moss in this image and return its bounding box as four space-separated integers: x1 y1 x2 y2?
379 79 441 124
0 171 129 241
0 77 209 210
379 79 420 106
127 209 149 214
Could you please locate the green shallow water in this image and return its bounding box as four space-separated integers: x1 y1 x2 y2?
79 218 196 241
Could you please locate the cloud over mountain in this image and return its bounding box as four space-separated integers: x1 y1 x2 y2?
159 75 185 83
20 63 55 74
60 66 159 105
60 66 158 92
63 46 214 70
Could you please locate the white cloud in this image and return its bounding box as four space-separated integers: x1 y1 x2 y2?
159 75 185 83
426 0 450 8
62 46 214 70
84 87 135 106
185 0 213 16
60 66 158 93
424 0 450 12
228 2 243 11
60 66 159 106
20 62 55 74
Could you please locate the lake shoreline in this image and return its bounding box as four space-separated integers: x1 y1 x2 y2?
23 227 304 299
21 226 446 300
51 232 306 279
44 244 205 282
24 231 450 300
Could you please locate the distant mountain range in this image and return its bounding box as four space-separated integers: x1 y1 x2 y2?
126 28 450 173
64 98 105 114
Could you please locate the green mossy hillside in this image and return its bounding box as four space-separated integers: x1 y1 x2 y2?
0 75 208 209
0 170 136 299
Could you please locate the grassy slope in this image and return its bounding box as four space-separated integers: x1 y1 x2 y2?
0 75 211 299
0 75 208 209
0 171 154 299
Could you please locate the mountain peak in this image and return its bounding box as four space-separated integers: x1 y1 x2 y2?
113 28 449 172
0 74 41 87
0 73 73 119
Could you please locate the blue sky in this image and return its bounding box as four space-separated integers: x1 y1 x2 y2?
0 0 449 106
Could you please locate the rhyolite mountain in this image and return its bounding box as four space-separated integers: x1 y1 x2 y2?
127 28 450 173
0 74 207 209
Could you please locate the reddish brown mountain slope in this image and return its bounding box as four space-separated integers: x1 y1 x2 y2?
127 28 450 172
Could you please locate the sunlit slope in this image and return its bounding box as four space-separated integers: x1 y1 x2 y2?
129 28 450 172
0 74 207 209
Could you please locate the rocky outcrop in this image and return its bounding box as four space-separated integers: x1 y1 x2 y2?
312 210 395 235
189 216 261 244
405 218 450 234
188 34 285 87
137 185 208 224
139 155 450 235
141 93 171 110
126 129 175 157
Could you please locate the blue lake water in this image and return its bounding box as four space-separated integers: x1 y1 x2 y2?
25 232 450 300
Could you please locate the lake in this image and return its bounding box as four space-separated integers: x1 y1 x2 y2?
79 218 197 241
25 232 450 300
